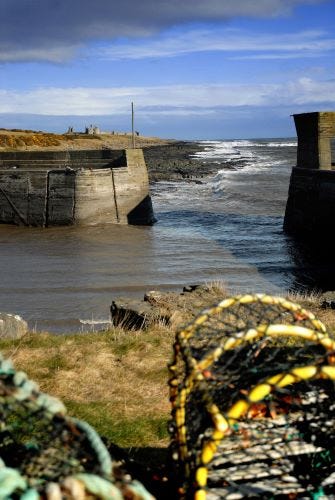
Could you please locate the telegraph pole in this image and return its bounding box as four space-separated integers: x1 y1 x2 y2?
131 102 135 149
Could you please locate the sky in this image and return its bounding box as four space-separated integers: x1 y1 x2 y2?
0 0 334 139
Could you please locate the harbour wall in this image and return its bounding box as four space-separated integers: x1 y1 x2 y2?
284 111 335 236
0 149 155 226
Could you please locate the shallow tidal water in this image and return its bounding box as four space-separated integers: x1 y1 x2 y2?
0 138 332 332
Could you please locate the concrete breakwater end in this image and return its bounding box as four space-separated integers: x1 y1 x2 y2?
284 111 335 236
0 148 155 226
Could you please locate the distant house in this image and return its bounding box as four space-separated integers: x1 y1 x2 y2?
85 124 101 135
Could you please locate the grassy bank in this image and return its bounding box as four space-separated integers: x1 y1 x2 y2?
1 288 335 454
0 325 175 449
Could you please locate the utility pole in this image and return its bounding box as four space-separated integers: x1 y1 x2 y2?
131 102 135 149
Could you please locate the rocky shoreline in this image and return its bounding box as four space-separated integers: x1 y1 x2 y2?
109 284 225 331
109 286 335 334
143 141 220 182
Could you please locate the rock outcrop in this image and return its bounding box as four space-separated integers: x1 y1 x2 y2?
110 284 227 331
143 142 220 182
0 313 28 339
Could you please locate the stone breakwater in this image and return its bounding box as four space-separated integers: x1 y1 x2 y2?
143 141 220 182
0 141 218 227
0 148 155 226
284 111 335 237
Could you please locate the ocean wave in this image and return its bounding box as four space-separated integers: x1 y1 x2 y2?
191 139 296 170
192 140 256 160
252 141 297 148
79 318 112 326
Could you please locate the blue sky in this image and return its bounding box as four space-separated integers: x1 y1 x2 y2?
0 0 334 139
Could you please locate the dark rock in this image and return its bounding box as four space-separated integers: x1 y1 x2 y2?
143 142 220 182
182 284 203 293
320 292 335 309
110 299 152 330
111 284 225 331
110 298 170 330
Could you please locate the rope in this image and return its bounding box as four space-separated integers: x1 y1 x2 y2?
71 418 113 477
0 353 154 499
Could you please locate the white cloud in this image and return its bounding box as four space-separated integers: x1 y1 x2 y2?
98 28 335 60
230 53 327 60
285 77 335 104
0 45 80 63
0 78 333 116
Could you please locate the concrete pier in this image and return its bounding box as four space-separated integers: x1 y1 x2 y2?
284 112 335 236
0 148 155 226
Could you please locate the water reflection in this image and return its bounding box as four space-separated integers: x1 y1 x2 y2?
1 211 334 333
286 234 335 292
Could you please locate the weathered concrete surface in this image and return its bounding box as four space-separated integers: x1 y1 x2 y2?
0 149 124 167
48 170 76 225
115 149 155 224
0 313 28 339
284 111 335 236
0 148 155 226
284 167 335 235
0 170 48 226
74 168 119 225
294 112 335 170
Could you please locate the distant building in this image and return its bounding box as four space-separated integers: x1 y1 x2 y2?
85 124 101 135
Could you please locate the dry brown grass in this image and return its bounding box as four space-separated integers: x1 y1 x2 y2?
143 282 229 329
0 284 230 449
286 290 335 331
0 324 175 448
0 129 171 151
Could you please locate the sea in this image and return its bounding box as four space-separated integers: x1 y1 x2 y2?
0 138 330 333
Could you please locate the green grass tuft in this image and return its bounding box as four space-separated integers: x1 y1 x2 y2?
65 401 169 447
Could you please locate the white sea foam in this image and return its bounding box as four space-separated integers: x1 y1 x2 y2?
192 139 295 175
252 141 297 148
192 140 256 161
79 319 113 330
193 139 296 161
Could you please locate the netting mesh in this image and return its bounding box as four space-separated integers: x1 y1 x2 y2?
0 355 154 499
168 294 335 499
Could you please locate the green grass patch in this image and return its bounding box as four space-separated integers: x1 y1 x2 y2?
38 351 74 374
65 401 169 448
0 328 128 352
0 332 75 351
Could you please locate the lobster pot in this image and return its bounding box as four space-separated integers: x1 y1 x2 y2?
0 355 153 499
168 294 335 499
